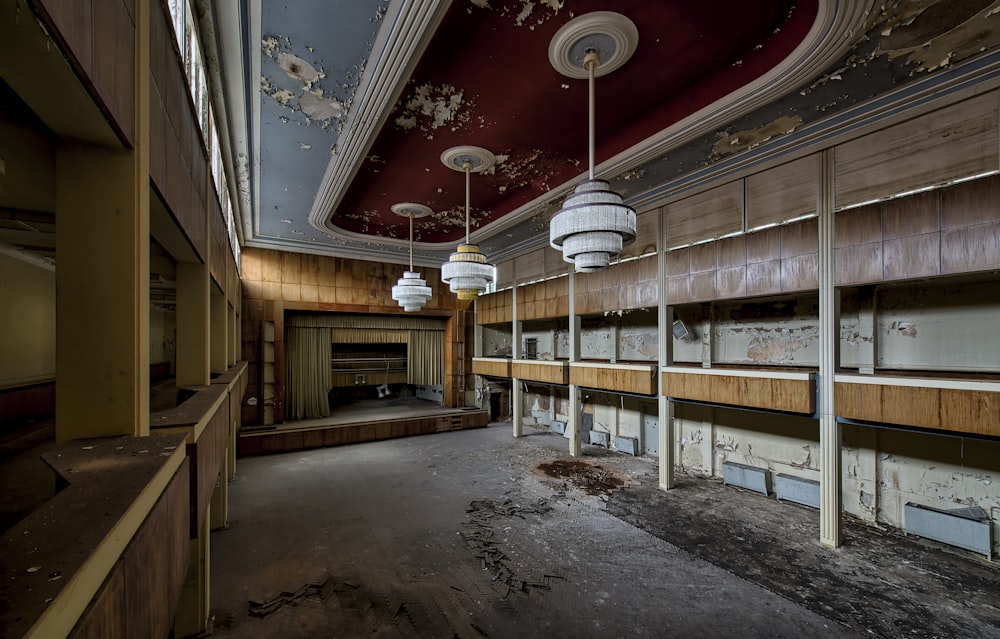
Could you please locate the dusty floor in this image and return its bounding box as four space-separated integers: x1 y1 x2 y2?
210 423 1000 639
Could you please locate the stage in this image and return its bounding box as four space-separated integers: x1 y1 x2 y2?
239 397 489 456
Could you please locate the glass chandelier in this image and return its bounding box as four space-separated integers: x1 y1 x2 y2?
391 203 433 311
548 12 639 273
440 146 497 300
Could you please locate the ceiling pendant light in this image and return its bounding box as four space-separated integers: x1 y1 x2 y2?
548 12 639 273
391 203 433 312
440 146 497 300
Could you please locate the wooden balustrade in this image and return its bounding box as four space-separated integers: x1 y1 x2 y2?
662 366 816 414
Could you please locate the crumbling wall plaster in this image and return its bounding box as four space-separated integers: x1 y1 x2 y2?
876 280 1000 373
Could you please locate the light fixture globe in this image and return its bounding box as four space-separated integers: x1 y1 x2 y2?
548 12 638 273
391 203 433 312
439 146 497 300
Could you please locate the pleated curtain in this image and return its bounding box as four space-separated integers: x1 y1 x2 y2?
285 326 332 420
407 330 444 385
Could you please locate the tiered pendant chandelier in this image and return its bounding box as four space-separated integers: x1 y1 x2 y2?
390 203 433 312
548 12 639 273
440 146 497 300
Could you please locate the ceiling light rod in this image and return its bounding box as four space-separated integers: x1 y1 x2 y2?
548 11 639 273
391 203 433 312
440 146 497 300
586 48 597 181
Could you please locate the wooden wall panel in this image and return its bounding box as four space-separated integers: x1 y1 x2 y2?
92 0 135 144
665 180 744 249
663 367 815 414
836 376 1000 437
835 91 999 209
570 363 656 395
621 208 659 259
123 459 190 639
512 360 568 385
746 155 817 230
69 563 126 639
472 357 512 378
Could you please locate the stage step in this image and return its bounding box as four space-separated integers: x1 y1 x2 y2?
239 409 489 456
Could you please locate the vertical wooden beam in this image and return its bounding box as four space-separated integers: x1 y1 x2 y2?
54 0 150 444
658 205 675 489
819 147 842 548
176 262 211 387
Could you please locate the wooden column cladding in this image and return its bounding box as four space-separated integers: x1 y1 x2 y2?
835 374 1000 437
662 366 816 414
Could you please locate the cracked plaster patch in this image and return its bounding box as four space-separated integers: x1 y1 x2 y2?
713 115 803 157
471 0 564 29
394 83 471 137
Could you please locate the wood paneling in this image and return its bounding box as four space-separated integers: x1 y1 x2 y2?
746 155 817 229
93 0 135 144
665 180 744 249
621 208 659 259
473 357 512 378
69 563 126 639
122 459 190 639
835 375 1000 437
570 363 657 395
663 367 815 414
835 90 999 209
512 360 569 385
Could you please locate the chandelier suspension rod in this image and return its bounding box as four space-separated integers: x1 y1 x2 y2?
464 161 472 245
408 213 414 271
586 49 599 180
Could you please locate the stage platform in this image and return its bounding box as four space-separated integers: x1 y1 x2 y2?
239 397 488 456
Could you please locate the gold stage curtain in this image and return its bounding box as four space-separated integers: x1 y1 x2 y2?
330 328 408 344
408 330 443 385
285 326 331 420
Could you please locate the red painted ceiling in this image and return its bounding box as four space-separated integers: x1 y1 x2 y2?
329 0 816 243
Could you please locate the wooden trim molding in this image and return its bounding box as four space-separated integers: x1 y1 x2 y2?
661 365 816 414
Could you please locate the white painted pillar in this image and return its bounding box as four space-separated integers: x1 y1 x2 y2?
818 148 842 547
657 205 675 489
511 282 523 437
568 271 582 456
858 288 876 375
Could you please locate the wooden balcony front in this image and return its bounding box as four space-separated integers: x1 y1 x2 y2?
511 359 569 385
835 374 1000 436
472 357 512 378
662 366 816 414
570 362 658 395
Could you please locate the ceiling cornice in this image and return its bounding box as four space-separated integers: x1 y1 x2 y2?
306 0 453 238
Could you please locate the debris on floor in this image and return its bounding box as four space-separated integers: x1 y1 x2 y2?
248 576 334 617
462 498 564 599
535 459 625 495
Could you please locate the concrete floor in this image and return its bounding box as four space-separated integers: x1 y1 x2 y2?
209 423 1000 639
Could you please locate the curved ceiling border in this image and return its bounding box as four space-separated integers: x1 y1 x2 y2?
305 0 452 241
